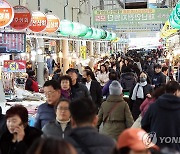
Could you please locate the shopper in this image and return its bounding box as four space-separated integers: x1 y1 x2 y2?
0 105 42 154
34 80 61 129
82 69 102 109
25 70 39 92
59 75 72 100
42 99 71 139
131 72 153 120
98 81 134 140
66 68 91 101
113 128 159 154
142 81 180 151
66 97 115 154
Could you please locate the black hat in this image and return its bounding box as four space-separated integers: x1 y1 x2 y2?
66 68 78 74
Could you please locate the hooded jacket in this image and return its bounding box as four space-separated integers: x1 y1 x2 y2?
141 93 180 151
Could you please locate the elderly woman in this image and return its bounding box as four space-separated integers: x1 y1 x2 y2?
42 98 71 139
0 105 42 154
59 75 72 100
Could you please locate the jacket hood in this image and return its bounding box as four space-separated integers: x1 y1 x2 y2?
106 95 124 102
157 94 180 110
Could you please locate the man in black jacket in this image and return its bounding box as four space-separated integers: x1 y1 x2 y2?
82 69 102 109
66 68 91 101
141 81 180 151
66 97 115 154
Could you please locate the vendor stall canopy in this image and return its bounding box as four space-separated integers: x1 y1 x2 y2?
0 0 117 41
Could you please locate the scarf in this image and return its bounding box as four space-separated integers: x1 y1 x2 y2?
56 118 70 132
61 89 71 99
131 81 147 100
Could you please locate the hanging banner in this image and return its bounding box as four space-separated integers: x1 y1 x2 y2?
80 46 86 59
45 14 60 33
28 11 47 32
0 0 14 28
10 5 31 30
3 60 26 72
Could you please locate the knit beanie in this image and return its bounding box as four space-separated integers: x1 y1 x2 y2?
109 80 123 95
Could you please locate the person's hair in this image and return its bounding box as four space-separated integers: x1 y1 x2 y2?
43 80 60 90
84 66 92 72
137 71 151 84
109 71 118 80
151 85 166 99
162 66 168 73
27 138 76 154
55 98 71 111
165 81 180 94
69 97 97 125
83 69 92 78
27 70 35 77
59 75 72 88
100 64 108 73
6 104 28 125
104 61 110 65
118 147 131 154
154 64 162 69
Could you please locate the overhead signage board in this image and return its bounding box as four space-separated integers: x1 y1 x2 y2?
93 8 172 32
0 32 26 53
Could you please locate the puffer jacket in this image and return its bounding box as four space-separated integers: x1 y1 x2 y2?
66 126 115 154
97 95 134 140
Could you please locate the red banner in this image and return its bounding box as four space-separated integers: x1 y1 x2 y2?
28 11 47 32
10 5 31 30
3 60 26 72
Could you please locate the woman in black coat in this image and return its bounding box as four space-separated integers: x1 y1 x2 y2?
130 72 153 121
0 105 42 154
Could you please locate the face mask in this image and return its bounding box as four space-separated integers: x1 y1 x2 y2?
140 77 147 82
81 78 87 82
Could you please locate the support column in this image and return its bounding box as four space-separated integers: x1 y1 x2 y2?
37 38 44 87
75 41 80 57
89 41 94 56
97 42 100 55
62 39 69 74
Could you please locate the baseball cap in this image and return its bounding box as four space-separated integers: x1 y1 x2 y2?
118 128 159 151
66 68 78 74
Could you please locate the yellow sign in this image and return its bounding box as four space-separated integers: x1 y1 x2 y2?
80 46 86 59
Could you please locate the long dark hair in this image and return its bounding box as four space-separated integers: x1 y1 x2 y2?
100 64 108 73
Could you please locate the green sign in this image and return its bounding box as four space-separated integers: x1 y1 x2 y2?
93 8 172 31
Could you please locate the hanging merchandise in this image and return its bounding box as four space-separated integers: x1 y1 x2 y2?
59 20 73 36
28 11 47 32
10 5 31 30
45 14 60 33
0 0 14 28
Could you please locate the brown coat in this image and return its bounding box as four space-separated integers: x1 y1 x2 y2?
97 95 134 140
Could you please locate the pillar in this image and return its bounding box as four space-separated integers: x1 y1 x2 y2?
37 38 44 87
89 41 93 56
0 67 6 114
75 41 80 57
62 39 69 74
97 42 100 55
